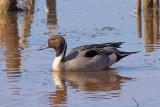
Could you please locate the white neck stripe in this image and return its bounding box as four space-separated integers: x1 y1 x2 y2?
52 43 67 71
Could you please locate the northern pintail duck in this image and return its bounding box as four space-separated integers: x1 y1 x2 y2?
40 35 138 71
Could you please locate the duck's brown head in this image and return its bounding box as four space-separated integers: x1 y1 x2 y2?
38 35 67 57
48 36 67 56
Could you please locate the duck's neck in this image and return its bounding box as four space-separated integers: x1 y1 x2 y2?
52 44 67 71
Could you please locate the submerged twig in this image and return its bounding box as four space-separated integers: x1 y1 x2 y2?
132 96 139 107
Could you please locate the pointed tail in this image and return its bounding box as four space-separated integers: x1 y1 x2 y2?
117 51 139 61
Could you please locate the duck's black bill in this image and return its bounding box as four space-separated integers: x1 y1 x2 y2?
37 44 49 51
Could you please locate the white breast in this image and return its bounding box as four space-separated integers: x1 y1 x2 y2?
52 55 62 71
52 44 67 71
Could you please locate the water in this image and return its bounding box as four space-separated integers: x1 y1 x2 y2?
0 0 160 107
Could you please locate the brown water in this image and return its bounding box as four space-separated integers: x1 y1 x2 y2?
0 0 160 107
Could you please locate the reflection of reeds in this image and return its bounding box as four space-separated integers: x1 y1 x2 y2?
0 12 21 70
136 0 142 38
0 10 34 70
144 0 153 8
19 11 34 48
144 8 154 52
46 0 57 30
0 0 11 11
136 0 159 52
18 0 35 48
0 0 35 12
153 2 159 46
0 0 17 11
143 0 159 52
24 0 35 11
0 4 35 87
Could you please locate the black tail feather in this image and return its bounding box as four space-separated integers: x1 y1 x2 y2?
116 51 139 61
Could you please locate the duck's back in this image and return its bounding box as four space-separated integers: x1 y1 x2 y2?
60 42 137 72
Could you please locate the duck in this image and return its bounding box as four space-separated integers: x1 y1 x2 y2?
39 35 138 72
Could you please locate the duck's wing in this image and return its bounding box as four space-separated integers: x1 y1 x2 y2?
66 42 138 66
66 42 123 61
84 48 139 66
70 42 124 53
66 42 123 62
64 45 138 70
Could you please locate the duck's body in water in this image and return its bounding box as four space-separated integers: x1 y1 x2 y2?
40 35 138 72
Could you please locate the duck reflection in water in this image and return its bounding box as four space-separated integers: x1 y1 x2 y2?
48 69 131 106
